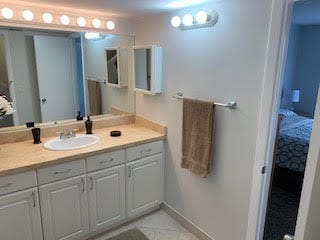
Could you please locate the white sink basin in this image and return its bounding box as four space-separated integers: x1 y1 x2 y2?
44 134 100 151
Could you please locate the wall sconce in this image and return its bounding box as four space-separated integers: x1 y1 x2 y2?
171 10 218 30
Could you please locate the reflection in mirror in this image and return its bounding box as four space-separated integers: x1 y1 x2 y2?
134 48 151 91
0 33 13 128
0 28 135 129
105 48 119 85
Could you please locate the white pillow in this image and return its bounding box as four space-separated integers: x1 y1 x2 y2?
279 109 298 117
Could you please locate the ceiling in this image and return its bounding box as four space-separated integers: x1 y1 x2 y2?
21 0 212 18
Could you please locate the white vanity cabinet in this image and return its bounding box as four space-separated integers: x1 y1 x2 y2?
126 142 164 217
87 165 125 232
39 175 89 240
0 140 164 240
0 188 43 240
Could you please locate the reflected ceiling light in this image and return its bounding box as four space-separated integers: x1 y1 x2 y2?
22 10 34 21
171 16 181 27
106 20 115 30
1 7 13 19
92 18 101 28
42 13 53 23
84 32 104 40
77 17 86 27
60 15 70 25
196 11 208 24
182 14 193 26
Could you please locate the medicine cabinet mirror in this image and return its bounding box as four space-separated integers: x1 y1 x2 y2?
133 45 162 95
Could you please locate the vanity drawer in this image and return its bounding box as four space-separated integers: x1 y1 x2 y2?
126 141 163 162
37 159 85 185
86 150 125 172
0 170 37 196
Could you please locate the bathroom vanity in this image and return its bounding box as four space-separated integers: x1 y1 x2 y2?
0 123 165 240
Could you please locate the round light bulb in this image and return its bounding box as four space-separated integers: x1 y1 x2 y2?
22 10 34 21
1 7 13 19
182 14 193 26
60 15 70 25
171 16 181 27
196 11 208 24
106 20 115 30
77 17 86 27
42 13 53 23
92 18 101 28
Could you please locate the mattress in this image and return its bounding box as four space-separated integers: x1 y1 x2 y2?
275 115 313 173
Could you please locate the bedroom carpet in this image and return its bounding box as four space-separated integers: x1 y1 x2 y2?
105 228 149 240
264 187 300 240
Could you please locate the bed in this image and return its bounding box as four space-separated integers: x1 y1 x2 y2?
273 110 313 194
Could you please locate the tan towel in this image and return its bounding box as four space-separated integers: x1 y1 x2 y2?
181 98 215 177
88 80 102 115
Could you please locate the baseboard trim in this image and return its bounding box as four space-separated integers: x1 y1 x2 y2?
161 202 214 240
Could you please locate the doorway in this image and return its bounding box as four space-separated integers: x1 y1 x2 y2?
262 0 320 239
263 14 320 239
247 1 320 240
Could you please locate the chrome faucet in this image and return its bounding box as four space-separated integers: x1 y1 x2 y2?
57 129 78 140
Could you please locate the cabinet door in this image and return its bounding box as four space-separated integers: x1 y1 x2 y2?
88 165 125 232
39 175 89 240
126 154 163 217
0 188 43 240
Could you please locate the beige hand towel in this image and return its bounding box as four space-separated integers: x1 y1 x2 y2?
181 98 215 177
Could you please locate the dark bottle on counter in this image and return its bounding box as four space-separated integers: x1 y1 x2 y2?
85 115 93 134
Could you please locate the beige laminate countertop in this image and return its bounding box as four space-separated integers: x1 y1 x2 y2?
0 124 166 176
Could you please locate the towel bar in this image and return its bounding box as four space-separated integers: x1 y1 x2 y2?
172 92 237 109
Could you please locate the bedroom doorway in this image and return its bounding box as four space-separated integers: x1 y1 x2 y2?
263 1 320 240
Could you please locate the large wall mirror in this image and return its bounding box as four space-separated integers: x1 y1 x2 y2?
0 28 135 129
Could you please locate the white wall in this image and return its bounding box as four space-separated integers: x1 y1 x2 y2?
292 25 320 118
281 24 301 110
134 1 272 239
82 35 135 114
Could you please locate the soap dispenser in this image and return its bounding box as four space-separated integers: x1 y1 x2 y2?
76 111 83 121
85 115 92 134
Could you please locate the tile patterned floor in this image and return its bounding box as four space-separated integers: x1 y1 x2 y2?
92 210 199 240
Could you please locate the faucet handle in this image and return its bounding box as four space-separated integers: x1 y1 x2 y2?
68 129 78 137
56 131 65 139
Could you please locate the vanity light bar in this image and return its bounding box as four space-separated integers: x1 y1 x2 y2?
171 10 218 30
0 7 116 31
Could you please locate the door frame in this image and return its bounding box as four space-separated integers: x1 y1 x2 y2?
246 0 302 239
